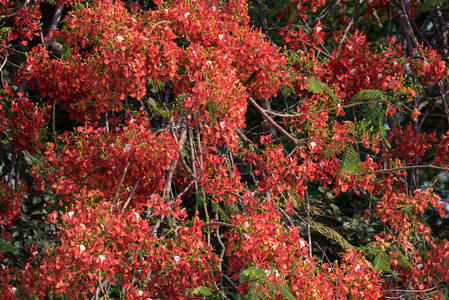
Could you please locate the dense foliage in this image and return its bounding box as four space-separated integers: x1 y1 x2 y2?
1 0 449 299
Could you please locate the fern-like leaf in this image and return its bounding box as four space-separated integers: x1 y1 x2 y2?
307 76 340 102
241 267 269 300
395 250 414 269
274 283 297 300
286 190 323 214
373 252 398 279
419 0 448 12
240 266 266 281
350 89 386 103
340 146 362 174
224 202 242 218
192 286 213 296
310 220 355 250
307 76 325 94
210 200 232 223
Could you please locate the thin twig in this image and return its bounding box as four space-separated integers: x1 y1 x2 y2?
264 99 385 118
14 152 22 187
305 184 312 256
164 121 188 203
215 213 226 275
177 179 196 199
7 141 16 188
111 162 131 207
310 0 341 28
0 44 26 55
0 54 7 89
339 0 364 47
249 0 277 47
43 4 65 49
178 150 197 179
372 164 448 174
0 11 17 19
201 222 238 229
188 125 200 211
247 97 299 146
383 287 437 293
121 179 141 212
435 7 448 58
52 99 57 145
0 55 21 69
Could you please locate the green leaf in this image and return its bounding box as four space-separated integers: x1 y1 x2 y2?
419 0 448 12
350 89 386 103
307 76 324 94
373 252 398 279
396 250 414 269
340 146 362 174
269 0 289 17
240 266 266 282
307 76 340 102
192 286 213 296
32 196 42 205
311 220 355 250
0 239 17 252
275 283 297 300
210 200 231 223
146 96 160 109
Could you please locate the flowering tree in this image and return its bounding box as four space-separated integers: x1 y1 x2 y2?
1 0 449 299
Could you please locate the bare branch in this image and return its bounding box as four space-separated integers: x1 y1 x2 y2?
373 164 449 174
339 0 364 47
247 96 299 146
164 121 188 203
201 222 238 229
305 184 312 257
111 162 131 207
121 179 141 212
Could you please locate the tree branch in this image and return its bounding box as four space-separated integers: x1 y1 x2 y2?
373 164 449 174
111 162 131 207
247 97 299 146
201 222 238 229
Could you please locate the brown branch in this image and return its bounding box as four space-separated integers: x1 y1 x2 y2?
435 7 448 58
0 44 26 55
52 99 57 145
225 190 245 201
111 162 131 207
187 125 200 211
247 97 299 146
264 99 383 118
215 213 226 274
7 140 16 188
249 0 268 36
201 222 238 230
0 54 7 89
177 180 196 199
164 121 188 203
383 286 437 293
373 164 448 174
0 11 17 19
310 0 341 28
43 4 66 49
305 184 312 256
339 0 364 47
0 55 21 69
121 179 141 212
14 152 22 187
235 128 257 152
178 150 197 179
